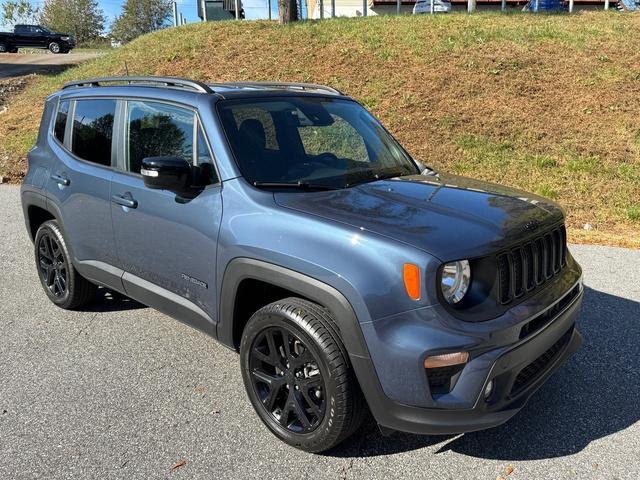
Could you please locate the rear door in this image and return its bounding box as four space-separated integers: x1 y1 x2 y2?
45 96 121 289
110 98 222 334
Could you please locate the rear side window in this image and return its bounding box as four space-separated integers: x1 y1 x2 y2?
54 100 69 143
126 101 195 174
71 99 116 166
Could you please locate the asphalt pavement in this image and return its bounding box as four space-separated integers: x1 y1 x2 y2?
0 52 100 79
0 184 638 479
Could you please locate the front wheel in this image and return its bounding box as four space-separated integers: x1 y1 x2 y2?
240 297 367 452
48 42 61 54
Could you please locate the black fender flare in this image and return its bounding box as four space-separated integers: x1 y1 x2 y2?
217 257 371 359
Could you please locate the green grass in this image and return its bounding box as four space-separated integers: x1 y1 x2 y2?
1 11 639 247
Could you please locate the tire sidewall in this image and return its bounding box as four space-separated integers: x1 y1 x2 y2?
49 42 60 54
240 310 344 451
34 220 75 308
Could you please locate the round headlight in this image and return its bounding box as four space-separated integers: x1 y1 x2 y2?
441 260 471 304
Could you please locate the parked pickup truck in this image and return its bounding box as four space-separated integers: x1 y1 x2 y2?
0 24 75 54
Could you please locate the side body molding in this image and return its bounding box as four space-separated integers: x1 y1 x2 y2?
217 258 371 359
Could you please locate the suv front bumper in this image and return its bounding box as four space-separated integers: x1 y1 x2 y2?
352 264 583 435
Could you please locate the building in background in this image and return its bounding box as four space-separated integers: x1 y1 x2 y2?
197 0 236 20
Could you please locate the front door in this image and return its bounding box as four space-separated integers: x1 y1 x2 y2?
110 99 222 334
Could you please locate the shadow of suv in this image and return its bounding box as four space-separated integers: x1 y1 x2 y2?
21 76 583 453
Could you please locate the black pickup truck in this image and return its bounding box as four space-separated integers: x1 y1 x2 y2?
0 24 75 54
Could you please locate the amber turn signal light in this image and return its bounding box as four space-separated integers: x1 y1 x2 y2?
424 351 469 369
403 263 421 301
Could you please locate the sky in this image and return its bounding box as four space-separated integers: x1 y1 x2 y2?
30 1 202 30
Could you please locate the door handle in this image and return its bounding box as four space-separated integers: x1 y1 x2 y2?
111 193 138 209
51 173 70 186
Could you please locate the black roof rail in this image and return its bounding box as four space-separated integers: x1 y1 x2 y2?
62 76 214 94
228 81 343 95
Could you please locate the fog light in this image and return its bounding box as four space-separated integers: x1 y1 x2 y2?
484 379 495 400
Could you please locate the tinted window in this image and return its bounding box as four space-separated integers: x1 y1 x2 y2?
127 101 194 174
194 125 217 186
54 100 69 143
218 97 417 187
71 99 116 166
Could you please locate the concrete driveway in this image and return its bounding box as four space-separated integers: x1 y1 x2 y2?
0 52 100 79
0 184 638 479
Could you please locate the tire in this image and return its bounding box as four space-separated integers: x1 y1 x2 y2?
240 297 367 453
0 43 7 53
34 220 97 309
9 48 18 53
48 42 61 54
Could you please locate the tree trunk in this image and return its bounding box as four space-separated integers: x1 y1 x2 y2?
278 0 298 23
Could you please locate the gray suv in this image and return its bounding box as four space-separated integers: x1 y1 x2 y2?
21 76 583 452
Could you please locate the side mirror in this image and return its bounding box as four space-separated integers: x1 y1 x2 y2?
141 156 192 193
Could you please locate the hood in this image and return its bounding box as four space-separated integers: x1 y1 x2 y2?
274 173 564 261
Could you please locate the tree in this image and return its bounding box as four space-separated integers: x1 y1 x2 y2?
40 0 105 45
110 0 172 44
278 0 297 23
1 0 39 28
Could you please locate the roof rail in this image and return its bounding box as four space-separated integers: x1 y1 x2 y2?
62 76 214 94
231 81 343 95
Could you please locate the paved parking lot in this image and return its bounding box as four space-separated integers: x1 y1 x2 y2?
0 184 638 479
0 52 100 79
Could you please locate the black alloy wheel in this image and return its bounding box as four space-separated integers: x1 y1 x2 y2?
38 232 68 298
240 297 367 452
34 220 96 309
248 326 326 433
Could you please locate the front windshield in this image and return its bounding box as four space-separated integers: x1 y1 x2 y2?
217 96 418 188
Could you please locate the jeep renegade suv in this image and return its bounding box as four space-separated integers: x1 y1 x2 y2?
21 77 583 452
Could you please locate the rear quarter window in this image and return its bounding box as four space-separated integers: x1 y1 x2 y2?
53 100 69 143
71 99 116 166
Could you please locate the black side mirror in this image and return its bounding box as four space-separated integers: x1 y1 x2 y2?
141 156 192 193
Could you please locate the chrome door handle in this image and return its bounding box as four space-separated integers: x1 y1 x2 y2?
111 193 138 209
51 173 70 186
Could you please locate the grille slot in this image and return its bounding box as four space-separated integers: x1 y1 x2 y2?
498 225 567 305
510 326 574 396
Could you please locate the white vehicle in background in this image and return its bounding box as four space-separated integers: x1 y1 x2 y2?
413 0 452 13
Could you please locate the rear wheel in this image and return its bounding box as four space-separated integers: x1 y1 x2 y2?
48 42 61 54
34 220 97 309
0 43 7 53
240 297 367 452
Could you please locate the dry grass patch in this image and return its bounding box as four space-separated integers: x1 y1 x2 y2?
1 11 639 247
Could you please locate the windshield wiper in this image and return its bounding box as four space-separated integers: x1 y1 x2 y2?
253 181 340 191
345 169 410 188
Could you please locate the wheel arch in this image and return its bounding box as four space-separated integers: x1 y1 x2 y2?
217 258 371 360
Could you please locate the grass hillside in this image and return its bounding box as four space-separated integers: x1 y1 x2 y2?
1 12 639 247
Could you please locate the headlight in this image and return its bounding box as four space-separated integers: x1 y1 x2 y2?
61 36 70 41
441 260 471 304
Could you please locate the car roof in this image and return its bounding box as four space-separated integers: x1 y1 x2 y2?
58 77 348 101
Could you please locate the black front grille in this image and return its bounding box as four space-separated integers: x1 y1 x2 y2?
497 225 567 305
510 326 573 396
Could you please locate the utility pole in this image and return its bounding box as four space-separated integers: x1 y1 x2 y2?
320 0 324 18
173 1 178 26
201 0 208 21
396 0 400 14
569 0 574 11
268 0 272 20
430 0 434 13
501 0 506 10
467 0 476 12
180 12 184 25
363 0 367 16
332 0 336 16
604 0 609 9
235 0 239 19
